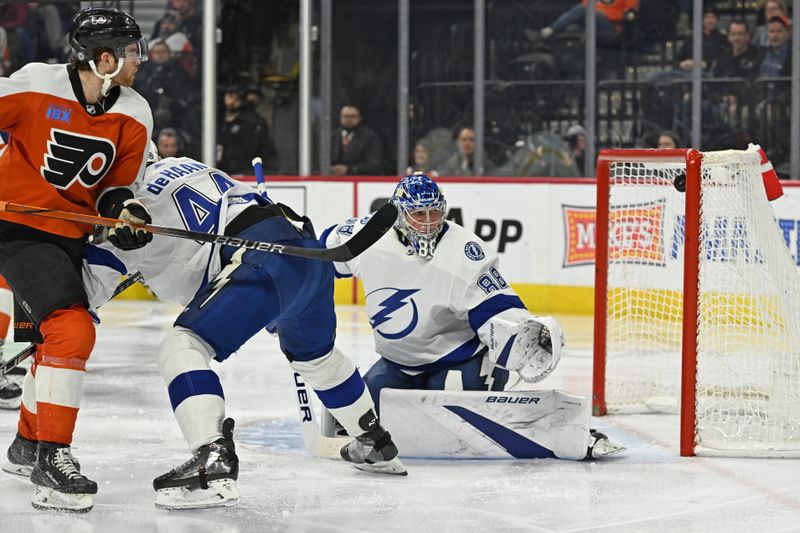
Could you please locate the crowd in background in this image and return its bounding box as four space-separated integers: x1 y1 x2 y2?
1 0 795 177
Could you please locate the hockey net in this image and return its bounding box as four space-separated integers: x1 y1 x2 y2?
593 148 800 457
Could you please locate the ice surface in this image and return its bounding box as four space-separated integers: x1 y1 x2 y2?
1 302 799 533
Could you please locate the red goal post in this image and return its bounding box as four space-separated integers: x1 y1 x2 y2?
592 148 800 458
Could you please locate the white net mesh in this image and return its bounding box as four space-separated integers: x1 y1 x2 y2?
601 149 800 457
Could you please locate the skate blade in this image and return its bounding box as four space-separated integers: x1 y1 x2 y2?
2 461 33 478
591 440 626 459
155 478 240 510
353 457 408 476
0 398 21 410
31 485 93 513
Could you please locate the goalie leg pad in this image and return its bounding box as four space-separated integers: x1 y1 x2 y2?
290 347 376 438
380 388 590 460
158 327 225 452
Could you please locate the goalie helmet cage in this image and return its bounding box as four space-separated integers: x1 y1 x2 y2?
592 148 800 458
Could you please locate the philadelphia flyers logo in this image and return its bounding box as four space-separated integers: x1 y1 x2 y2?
41 128 116 189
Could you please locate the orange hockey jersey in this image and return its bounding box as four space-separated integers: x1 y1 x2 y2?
0 63 153 237
582 0 639 23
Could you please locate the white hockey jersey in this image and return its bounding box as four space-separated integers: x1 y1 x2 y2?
322 218 530 373
83 156 261 308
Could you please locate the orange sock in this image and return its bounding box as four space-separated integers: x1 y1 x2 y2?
35 304 95 444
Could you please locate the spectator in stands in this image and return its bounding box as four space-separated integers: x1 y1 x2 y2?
0 4 34 71
754 0 789 48
243 83 269 122
150 11 195 76
0 28 9 77
675 7 728 75
330 104 384 176
759 15 791 78
438 127 495 177
405 141 439 177
29 2 73 62
713 19 764 81
134 40 197 143
156 128 182 158
244 84 262 108
218 84 280 175
172 0 202 63
709 19 764 129
564 124 587 173
539 0 639 45
656 130 681 149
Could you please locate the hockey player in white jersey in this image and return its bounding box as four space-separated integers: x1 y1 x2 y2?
322 173 623 460
4 147 407 509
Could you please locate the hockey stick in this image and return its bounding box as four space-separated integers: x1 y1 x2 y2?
0 201 398 263
0 271 143 376
291 370 350 459
251 157 271 201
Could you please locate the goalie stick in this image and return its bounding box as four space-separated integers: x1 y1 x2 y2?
0 201 398 263
0 271 144 376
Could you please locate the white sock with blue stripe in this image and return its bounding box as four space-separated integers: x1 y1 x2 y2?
158 326 226 452
290 346 376 437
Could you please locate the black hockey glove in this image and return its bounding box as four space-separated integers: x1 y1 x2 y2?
108 200 154 250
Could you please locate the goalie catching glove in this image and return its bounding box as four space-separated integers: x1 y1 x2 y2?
488 315 564 383
108 199 153 250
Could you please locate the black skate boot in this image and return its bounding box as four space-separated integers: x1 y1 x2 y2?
153 417 240 510
30 441 96 512
3 432 38 477
4 433 81 478
340 410 407 476
584 429 626 460
0 374 22 410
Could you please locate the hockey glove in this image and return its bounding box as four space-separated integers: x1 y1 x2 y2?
108 199 153 250
497 315 564 383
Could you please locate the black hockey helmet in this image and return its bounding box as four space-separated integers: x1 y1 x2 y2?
69 7 147 63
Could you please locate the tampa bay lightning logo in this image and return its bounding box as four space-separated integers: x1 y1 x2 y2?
366 287 421 340
464 241 485 261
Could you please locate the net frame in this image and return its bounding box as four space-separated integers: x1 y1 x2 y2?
593 148 800 457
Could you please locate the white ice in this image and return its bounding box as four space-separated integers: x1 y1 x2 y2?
1 301 799 533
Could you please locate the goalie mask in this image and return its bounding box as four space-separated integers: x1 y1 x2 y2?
390 172 447 259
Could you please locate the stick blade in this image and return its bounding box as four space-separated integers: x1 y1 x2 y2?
336 203 397 262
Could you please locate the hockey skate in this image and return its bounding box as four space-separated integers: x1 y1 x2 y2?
340 411 407 476
153 418 240 510
3 433 81 478
0 373 22 410
30 442 96 513
3 432 38 477
585 429 626 460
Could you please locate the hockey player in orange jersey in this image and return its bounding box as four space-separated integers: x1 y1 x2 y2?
0 7 154 512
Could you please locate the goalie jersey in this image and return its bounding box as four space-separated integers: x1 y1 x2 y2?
322 217 530 373
82 156 262 307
